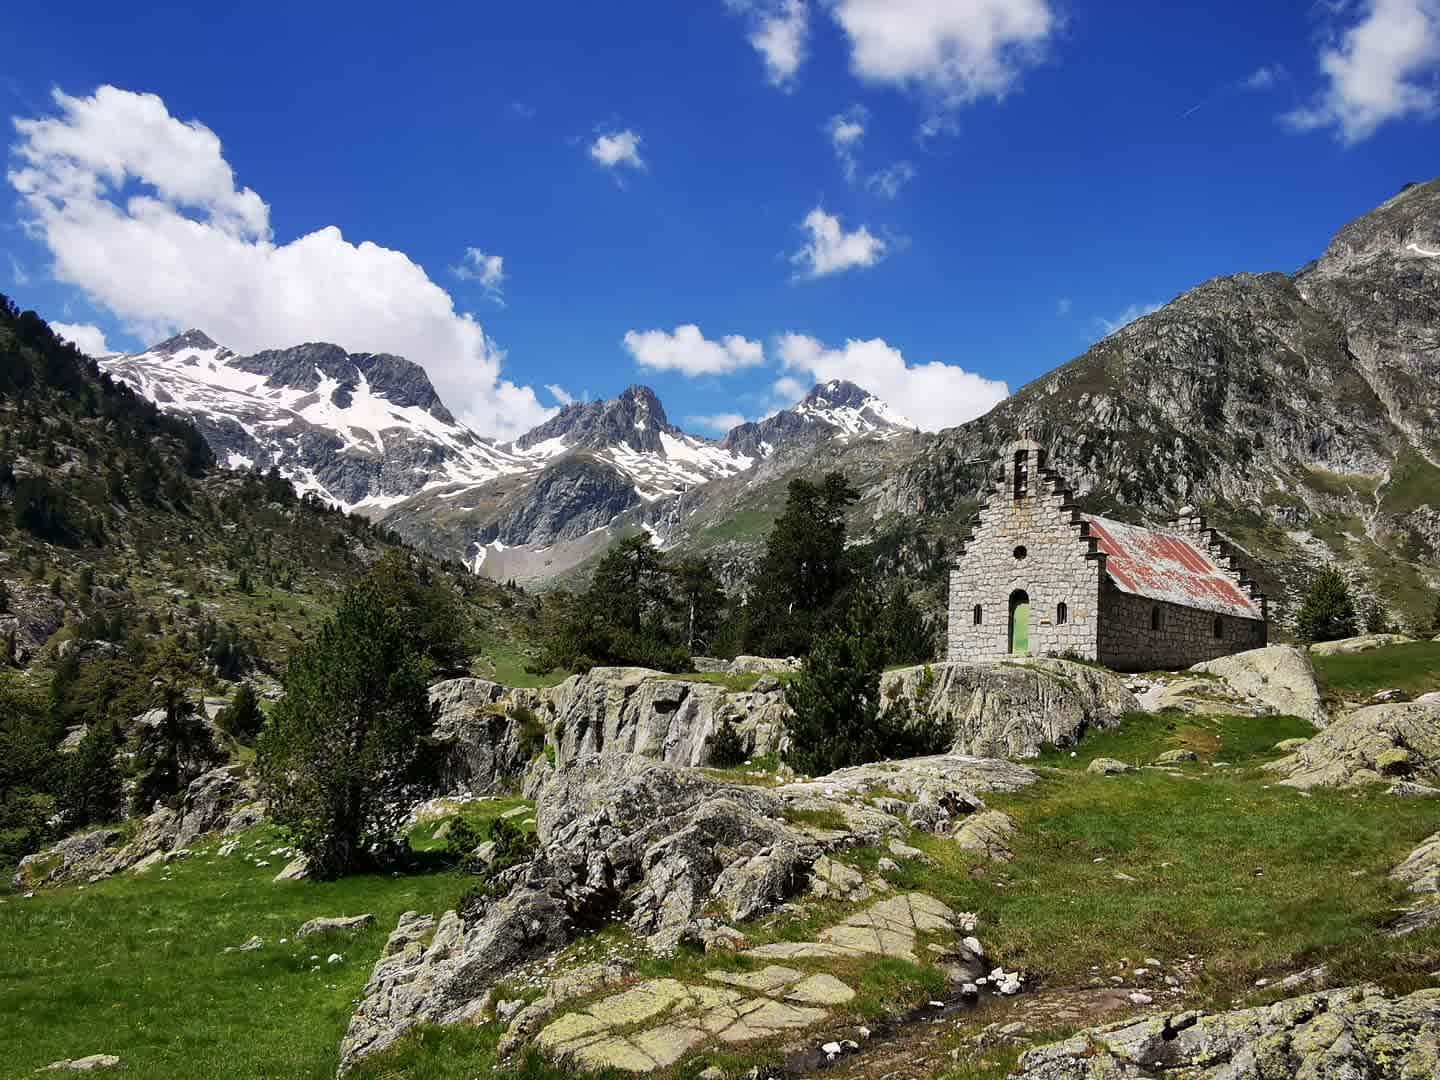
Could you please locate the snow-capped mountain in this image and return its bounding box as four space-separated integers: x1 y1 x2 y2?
99 331 530 510
721 379 915 458
514 385 754 501
100 331 917 579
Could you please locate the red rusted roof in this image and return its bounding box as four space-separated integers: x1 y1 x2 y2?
1085 515 1263 620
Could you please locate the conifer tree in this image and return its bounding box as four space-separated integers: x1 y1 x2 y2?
1295 568 1358 644
257 581 435 877
64 723 122 828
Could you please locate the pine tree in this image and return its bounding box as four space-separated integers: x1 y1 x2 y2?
256 581 435 878
783 588 887 776
63 723 123 828
880 584 937 666
1295 568 1359 644
744 473 860 658
671 556 727 656
216 683 265 742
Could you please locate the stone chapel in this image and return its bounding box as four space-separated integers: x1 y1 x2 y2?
946 439 1268 672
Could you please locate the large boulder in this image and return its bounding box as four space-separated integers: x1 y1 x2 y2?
1264 702 1440 790
1011 985 1440 1078
430 678 547 794
881 660 1139 759
1190 645 1328 727
545 669 789 769
1308 633 1415 656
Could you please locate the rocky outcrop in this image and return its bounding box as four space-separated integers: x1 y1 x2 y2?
1393 833 1440 895
546 669 790 769
1309 633 1416 657
1190 645 1328 727
1012 985 1440 1078
881 660 1139 759
338 751 1035 1074
1264 702 1440 790
13 765 261 889
430 678 547 795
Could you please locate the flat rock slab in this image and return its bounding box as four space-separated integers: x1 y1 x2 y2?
952 810 1017 862
535 977 828 1072
706 966 855 1006
297 914 374 938
40 1056 122 1072
746 892 958 964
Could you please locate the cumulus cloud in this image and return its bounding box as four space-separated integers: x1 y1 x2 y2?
728 0 810 88
829 0 1057 111
589 129 645 172
1284 0 1440 144
777 333 1006 430
454 246 506 305
50 320 110 355
622 324 766 376
545 383 575 406
826 105 867 181
686 411 748 434
1094 301 1161 337
790 208 888 279
866 160 917 198
7 85 552 438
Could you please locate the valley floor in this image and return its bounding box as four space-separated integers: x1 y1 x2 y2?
7 701 1435 1080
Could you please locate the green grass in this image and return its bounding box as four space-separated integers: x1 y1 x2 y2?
885 711 1440 1002
474 643 570 689
1380 450 1440 518
1311 641 1440 701
0 825 468 1079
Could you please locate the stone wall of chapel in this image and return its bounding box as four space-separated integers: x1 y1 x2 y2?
1096 585 1267 672
947 445 1101 663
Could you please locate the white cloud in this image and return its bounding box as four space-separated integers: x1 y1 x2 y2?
1056 296 1072 316
545 383 575 406
589 129 646 171
686 411 748 434
454 246 506 305
1285 0 1440 143
777 332 1007 431
826 105 867 181
1244 64 1284 90
866 160 917 198
8 86 553 439
6 252 28 286
622 324 766 376
728 0 809 89
829 0 1057 109
50 320 109 355
1094 301 1161 337
790 207 888 279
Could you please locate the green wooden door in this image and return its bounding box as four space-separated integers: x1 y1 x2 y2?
1009 592 1030 654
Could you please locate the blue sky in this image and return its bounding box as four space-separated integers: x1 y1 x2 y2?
4 0 1439 439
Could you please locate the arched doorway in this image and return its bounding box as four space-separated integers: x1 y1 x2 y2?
1009 590 1030 655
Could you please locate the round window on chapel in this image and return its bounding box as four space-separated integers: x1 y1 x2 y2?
1013 545 1027 560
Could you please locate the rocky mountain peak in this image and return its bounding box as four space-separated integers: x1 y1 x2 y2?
721 380 913 458
151 329 221 356
805 378 873 410
513 384 679 455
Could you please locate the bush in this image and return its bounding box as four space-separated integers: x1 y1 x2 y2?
1295 568 1358 644
256 581 438 878
216 683 264 742
707 716 748 768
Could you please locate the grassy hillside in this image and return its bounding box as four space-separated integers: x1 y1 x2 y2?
0 295 549 869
